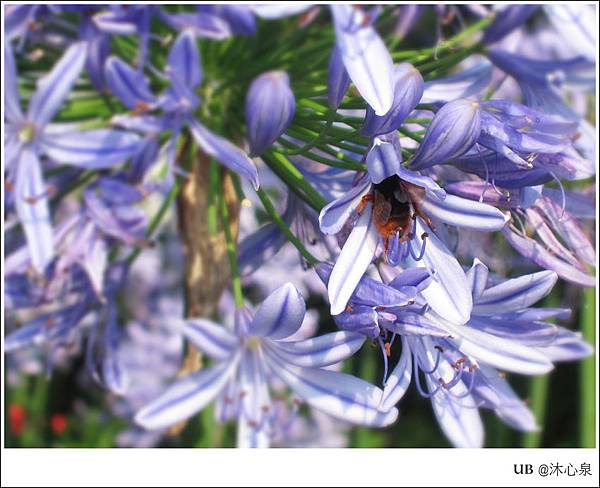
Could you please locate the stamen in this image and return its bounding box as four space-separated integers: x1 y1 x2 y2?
408 232 428 261
414 353 441 398
447 365 478 400
548 170 567 222
378 337 390 386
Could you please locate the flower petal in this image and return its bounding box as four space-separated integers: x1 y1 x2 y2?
189 119 259 190
472 365 537 432
14 148 54 273
318 177 371 234
270 331 366 367
105 56 157 110
238 222 287 276
366 134 402 184
421 193 509 231
167 29 203 92
248 283 306 340
41 129 142 168
415 337 484 448
331 5 394 116
433 315 554 375
410 99 481 170
502 227 595 287
135 357 238 430
535 329 594 362
328 206 379 315
362 63 424 136
4 42 23 123
328 45 350 109
405 218 473 325
246 70 296 156
183 318 238 360
466 258 489 302
27 42 87 127
422 57 492 103
474 270 558 314
266 352 398 427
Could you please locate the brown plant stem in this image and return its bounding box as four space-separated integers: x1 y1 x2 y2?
168 143 239 436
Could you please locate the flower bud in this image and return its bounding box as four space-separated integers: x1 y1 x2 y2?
410 99 481 170
245 70 295 156
362 63 424 137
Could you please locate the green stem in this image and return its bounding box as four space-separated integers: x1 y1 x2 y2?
255 188 319 267
522 291 560 447
522 374 550 448
206 160 220 235
262 152 327 212
579 286 596 447
219 177 244 309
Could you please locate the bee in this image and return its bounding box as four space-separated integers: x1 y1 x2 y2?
358 176 434 253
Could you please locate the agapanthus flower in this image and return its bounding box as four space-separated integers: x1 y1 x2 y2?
319 134 507 321
5 176 149 300
4 41 142 273
446 180 596 287
245 70 296 156
379 259 592 447
410 99 581 185
106 29 259 189
135 283 397 447
487 48 595 178
482 5 539 45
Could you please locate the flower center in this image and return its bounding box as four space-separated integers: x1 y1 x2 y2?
18 123 35 143
247 337 261 350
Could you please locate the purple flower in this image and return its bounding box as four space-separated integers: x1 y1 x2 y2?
410 99 578 176
4 41 142 273
93 5 156 66
245 71 296 156
503 196 596 287
409 99 482 170
135 283 397 447
380 260 592 447
319 136 507 321
482 5 539 45
106 30 259 189
361 63 424 137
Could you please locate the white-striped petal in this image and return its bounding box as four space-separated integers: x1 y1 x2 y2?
269 331 365 367
135 357 239 430
183 319 238 360
405 218 472 325
14 148 54 273
265 352 398 427
328 205 379 315
248 283 306 340
474 270 558 314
